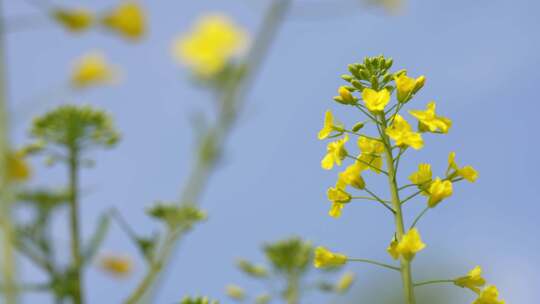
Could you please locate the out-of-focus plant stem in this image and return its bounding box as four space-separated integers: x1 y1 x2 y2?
68 145 84 304
0 0 18 303
123 1 292 303
286 272 300 304
379 113 416 304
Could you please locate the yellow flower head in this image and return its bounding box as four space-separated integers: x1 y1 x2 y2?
387 238 400 260
314 246 348 268
321 135 348 170
102 2 146 40
427 178 453 208
385 115 424 150
448 152 479 182
335 86 357 105
335 271 356 293
53 8 94 32
70 52 118 89
472 285 506 304
409 101 452 133
408 163 432 187
172 14 248 78
394 73 425 102
7 151 31 183
357 137 384 173
225 284 246 300
338 162 365 190
99 255 133 277
361 88 390 112
393 228 426 261
455 266 486 293
318 110 343 140
327 186 352 218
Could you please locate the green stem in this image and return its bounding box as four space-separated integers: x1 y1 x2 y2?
414 279 454 287
379 114 416 304
0 0 18 302
68 146 84 304
348 258 400 271
123 2 292 303
410 206 430 229
285 272 300 304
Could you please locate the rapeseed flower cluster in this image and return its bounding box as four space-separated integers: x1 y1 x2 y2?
314 55 504 304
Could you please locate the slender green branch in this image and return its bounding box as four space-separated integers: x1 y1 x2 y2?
342 129 380 142
400 189 424 205
68 145 84 304
123 2 293 303
354 105 378 123
414 279 455 287
410 206 430 229
345 155 389 176
362 188 395 214
348 258 400 272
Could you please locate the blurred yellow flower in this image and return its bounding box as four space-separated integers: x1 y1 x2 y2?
335 271 356 293
385 115 423 150
7 151 31 182
327 185 352 218
172 14 248 77
361 88 390 112
70 52 118 88
100 255 133 277
408 163 432 187
335 86 357 104
455 266 486 293
448 152 479 182
52 8 94 32
314 246 347 268
472 285 506 304
338 162 365 190
225 284 245 300
389 228 426 261
357 137 384 173
394 73 425 102
102 2 146 40
321 135 348 170
409 101 452 133
427 178 453 208
318 110 343 140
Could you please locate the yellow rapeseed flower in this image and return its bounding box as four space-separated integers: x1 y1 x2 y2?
70 52 118 88
172 14 248 78
385 115 424 150
321 135 348 170
389 228 426 261
455 266 486 293
409 101 452 133
225 284 246 300
334 86 357 105
394 73 425 102
472 285 506 304
327 185 352 218
361 88 390 112
338 162 365 190
52 8 94 32
357 137 384 173
427 177 453 208
7 151 31 182
409 163 432 186
314 246 347 268
102 2 146 40
318 110 343 140
448 152 479 182
335 271 356 293
99 255 133 277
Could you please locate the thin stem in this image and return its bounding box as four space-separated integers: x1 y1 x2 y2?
342 129 380 142
410 206 430 229
351 195 386 202
362 188 395 214
68 146 84 304
400 189 423 205
379 113 417 304
414 279 455 288
122 2 292 303
348 258 400 271
354 105 378 123
0 0 18 301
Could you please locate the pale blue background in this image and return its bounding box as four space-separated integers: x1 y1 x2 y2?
4 0 540 303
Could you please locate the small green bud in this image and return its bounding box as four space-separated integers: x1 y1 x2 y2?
394 69 407 77
370 75 379 90
352 122 365 132
333 96 347 105
351 80 364 91
359 69 370 80
385 58 394 69
347 64 358 74
341 74 353 82
383 73 393 83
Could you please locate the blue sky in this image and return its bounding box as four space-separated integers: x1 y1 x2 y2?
4 0 540 303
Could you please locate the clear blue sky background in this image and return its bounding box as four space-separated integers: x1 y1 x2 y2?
4 0 540 303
